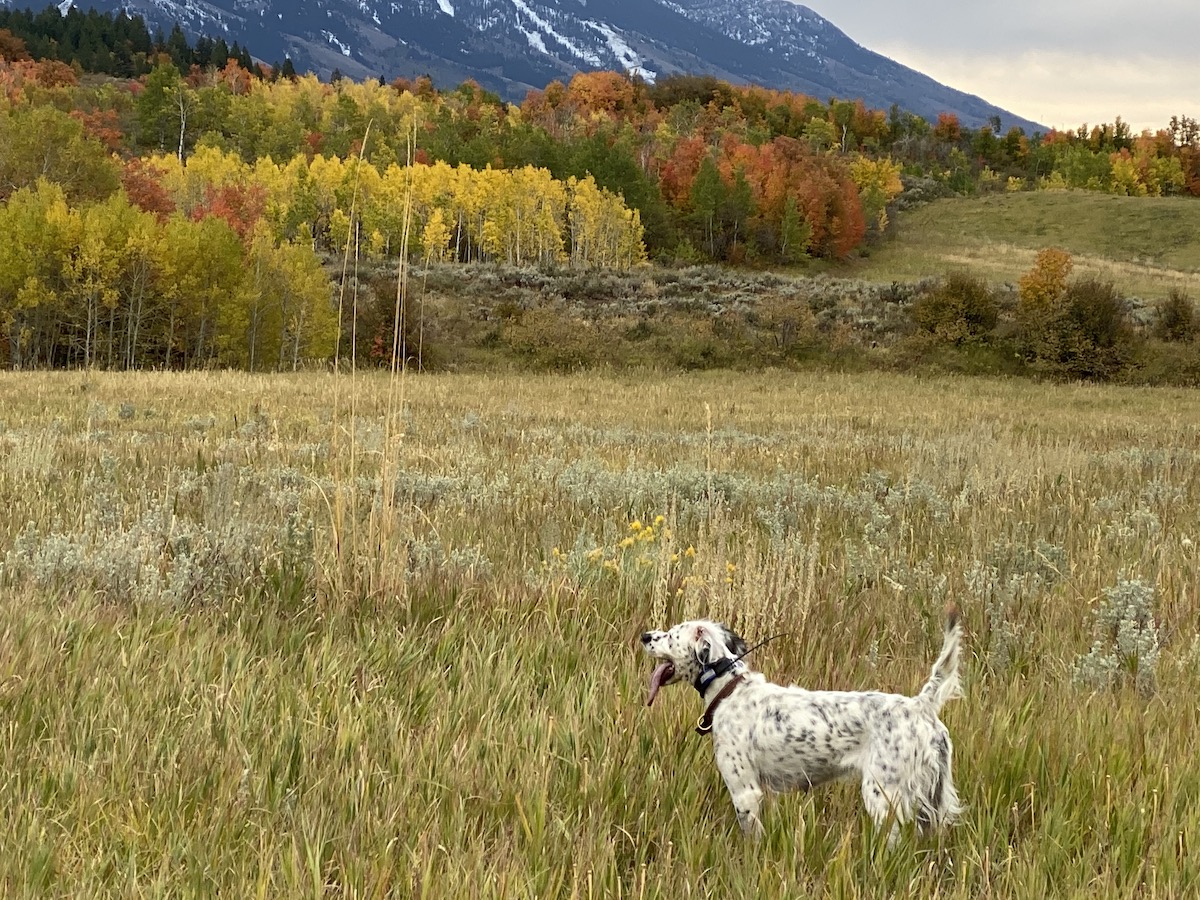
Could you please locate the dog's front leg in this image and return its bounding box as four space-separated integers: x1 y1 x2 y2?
715 746 764 839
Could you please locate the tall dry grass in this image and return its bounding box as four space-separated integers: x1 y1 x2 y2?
0 369 1198 897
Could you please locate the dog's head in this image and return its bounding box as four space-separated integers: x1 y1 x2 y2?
640 619 749 705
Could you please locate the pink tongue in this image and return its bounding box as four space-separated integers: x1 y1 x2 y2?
647 662 674 707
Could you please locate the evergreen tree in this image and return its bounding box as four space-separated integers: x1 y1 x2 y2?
165 24 190 69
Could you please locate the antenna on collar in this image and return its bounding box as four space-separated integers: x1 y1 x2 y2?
694 632 789 695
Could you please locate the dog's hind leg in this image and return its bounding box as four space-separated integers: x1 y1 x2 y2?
860 767 908 846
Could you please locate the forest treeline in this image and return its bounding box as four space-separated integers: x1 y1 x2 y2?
2 5 1200 371
0 5 268 77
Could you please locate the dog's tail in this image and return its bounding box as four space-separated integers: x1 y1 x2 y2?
918 604 963 713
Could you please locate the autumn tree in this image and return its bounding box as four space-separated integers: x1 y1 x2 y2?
565 71 641 119
0 28 29 61
848 155 902 232
932 112 962 146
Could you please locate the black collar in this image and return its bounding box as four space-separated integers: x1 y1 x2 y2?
693 657 741 696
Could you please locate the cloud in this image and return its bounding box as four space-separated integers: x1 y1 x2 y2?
799 0 1199 131
874 44 1190 132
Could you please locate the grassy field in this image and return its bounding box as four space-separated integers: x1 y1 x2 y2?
1 369 1199 898
859 191 1200 300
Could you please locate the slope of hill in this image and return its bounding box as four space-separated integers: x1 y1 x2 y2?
857 192 1200 299
3 0 1044 130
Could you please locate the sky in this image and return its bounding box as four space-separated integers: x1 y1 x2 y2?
799 0 1197 133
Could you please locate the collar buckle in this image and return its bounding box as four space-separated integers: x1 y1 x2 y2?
695 672 746 736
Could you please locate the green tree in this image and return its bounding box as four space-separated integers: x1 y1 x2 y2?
230 224 335 370
137 62 198 160
0 106 120 203
778 195 812 263
0 180 73 367
721 166 754 252
159 214 245 367
689 156 724 257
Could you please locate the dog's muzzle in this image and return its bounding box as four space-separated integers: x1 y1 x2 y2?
641 632 675 706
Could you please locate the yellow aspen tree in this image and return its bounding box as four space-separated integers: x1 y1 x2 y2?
65 197 120 366
0 180 73 367
307 154 349 248
479 166 512 263
148 145 249 214
230 221 283 370
1017 247 1074 360
464 165 499 262
272 237 338 369
362 161 412 256
115 208 163 370
252 155 291 240
420 207 452 262
618 207 648 269
567 175 645 269
848 156 903 232
529 168 567 265
567 174 602 268
1108 152 1146 196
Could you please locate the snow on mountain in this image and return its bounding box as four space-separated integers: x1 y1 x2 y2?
36 0 1042 130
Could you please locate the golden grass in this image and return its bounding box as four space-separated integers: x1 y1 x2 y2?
1 369 1198 897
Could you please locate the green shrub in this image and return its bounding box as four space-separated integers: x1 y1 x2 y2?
1125 340 1200 386
340 274 445 370
1154 289 1198 343
1019 275 1134 380
757 294 817 356
910 272 998 344
502 305 613 371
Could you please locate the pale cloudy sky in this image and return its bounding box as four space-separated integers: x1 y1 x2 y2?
799 0 1198 132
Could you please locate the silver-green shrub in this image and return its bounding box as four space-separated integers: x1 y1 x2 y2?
1073 577 1161 696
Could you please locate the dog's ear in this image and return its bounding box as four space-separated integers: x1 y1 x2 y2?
693 622 743 664
692 623 722 665
720 624 748 658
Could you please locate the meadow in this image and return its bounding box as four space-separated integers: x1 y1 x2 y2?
858 191 1200 301
0 368 1198 898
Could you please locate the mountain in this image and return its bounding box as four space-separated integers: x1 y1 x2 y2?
18 0 1044 131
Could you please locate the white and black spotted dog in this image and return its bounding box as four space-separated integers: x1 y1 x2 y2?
641 606 963 841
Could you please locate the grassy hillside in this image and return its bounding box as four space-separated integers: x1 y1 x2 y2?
860 192 1200 299
1 370 1199 896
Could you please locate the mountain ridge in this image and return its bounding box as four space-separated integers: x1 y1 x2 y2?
3 0 1045 131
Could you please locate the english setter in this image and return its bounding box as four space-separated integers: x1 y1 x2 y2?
641 606 963 841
